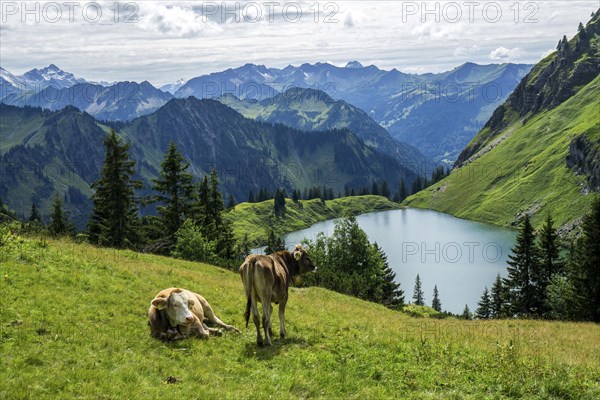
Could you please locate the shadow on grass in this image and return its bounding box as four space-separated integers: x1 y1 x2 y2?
242 336 312 360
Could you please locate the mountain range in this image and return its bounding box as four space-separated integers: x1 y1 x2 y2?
0 61 532 163
0 98 417 227
217 87 428 170
405 11 600 232
174 61 533 163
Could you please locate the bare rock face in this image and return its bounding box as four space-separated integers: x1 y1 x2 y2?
567 135 600 192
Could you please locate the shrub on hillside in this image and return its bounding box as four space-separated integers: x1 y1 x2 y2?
172 220 217 264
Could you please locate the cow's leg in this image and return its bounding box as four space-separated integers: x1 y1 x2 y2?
278 295 288 339
202 322 222 336
262 301 273 346
192 318 210 340
250 292 263 346
202 301 241 333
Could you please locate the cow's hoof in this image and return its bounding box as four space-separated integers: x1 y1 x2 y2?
212 329 223 337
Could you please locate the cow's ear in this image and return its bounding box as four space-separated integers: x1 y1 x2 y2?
293 251 302 261
152 297 167 310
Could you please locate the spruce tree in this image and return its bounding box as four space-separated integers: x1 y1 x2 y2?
569 197 600 322
151 142 194 239
207 170 235 260
537 213 563 315
208 169 224 237
292 189 299 203
380 180 391 199
476 287 492 319
265 229 285 254
504 214 540 316
538 213 563 277
374 243 404 309
88 130 142 248
490 274 507 318
192 176 210 229
462 304 472 320
273 188 287 217
411 176 422 194
412 274 425 306
431 285 441 312
248 190 255 203
371 181 380 196
29 202 42 223
49 194 69 236
394 180 408 203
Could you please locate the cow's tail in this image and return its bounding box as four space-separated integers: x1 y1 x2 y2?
242 256 257 328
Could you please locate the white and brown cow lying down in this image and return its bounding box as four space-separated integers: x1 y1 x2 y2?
148 288 240 341
240 244 317 346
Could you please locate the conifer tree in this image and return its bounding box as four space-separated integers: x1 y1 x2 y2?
371 181 380 196
569 197 600 322
273 188 287 217
537 213 563 315
49 194 69 236
476 287 492 319
248 190 255 203
490 273 508 319
374 243 404 309
431 285 441 312
538 213 563 277
151 142 194 238
88 130 142 248
462 304 472 320
265 229 285 254
394 180 408 202
29 202 42 223
411 176 422 194
412 274 425 306
504 214 540 316
380 180 391 199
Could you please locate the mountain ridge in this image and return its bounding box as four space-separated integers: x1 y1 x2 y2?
405 11 600 232
0 98 416 227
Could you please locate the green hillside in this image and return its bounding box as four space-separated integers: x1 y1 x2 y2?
1 233 599 399
225 195 399 245
405 13 600 231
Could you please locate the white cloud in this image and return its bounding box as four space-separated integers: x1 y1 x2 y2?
0 1 597 85
489 47 524 60
138 3 222 37
453 45 480 57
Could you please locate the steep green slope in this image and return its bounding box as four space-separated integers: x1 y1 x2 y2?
1 235 599 398
405 12 600 231
225 195 399 245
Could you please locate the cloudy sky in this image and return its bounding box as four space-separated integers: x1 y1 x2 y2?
0 1 598 86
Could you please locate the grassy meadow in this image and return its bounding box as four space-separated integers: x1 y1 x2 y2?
1 234 599 399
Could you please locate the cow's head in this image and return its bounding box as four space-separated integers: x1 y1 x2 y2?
151 289 196 327
292 244 317 274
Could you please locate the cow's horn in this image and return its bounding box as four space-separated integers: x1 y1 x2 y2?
294 251 301 261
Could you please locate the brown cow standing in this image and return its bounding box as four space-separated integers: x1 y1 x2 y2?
148 288 240 341
240 244 316 346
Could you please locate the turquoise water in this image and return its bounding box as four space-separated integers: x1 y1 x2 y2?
266 208 517 314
